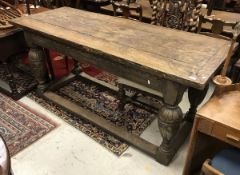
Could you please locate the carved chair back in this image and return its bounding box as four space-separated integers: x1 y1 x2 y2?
197 14 238 40
112 0 142 21
151 0 203 32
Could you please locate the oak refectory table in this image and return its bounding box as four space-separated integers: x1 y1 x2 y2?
11 7 230 165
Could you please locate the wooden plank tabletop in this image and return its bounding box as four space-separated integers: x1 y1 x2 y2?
11 7 230 89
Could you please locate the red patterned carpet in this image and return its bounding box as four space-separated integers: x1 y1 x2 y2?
0 93 58 156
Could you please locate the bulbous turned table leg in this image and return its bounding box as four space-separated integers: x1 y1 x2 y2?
28 46 49 92
156 80 186 165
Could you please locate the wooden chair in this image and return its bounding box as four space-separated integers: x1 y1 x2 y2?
197 15 240 83
24 0 53 14
151 0 203 32
24 0 75 14
112 0 142 21
0 0 22 29
231 59 240 82
197 14 237 40
201 159 224 175
201 148 240 175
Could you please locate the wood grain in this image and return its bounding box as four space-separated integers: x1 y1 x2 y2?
11 7 230 89
183 84 240 175
198 89 240 130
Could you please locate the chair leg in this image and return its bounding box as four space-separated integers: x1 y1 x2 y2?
3 62 18 97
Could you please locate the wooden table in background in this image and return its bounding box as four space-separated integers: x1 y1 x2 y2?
11 7 230 165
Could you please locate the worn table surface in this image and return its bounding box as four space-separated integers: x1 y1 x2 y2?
11 7 229 90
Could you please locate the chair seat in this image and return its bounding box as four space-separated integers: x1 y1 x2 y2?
117 78 163 97
210 148 240 175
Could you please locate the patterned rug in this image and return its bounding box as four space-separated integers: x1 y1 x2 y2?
0 64 37 95
29 75 156 155
0 93 58 156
